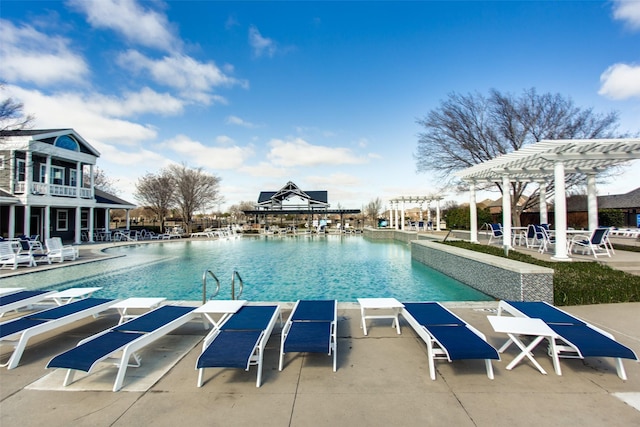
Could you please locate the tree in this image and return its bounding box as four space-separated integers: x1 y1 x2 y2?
0 83 34 132
364 197 383 227
415 88 622 225
168 163 222 233
134 170 176 233
84 166 119 195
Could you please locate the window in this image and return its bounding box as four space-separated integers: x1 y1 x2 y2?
16 159 25 181
51 166 65 185
54 135 80 151
57 210 69 231
39 164 47 183
81 211 89 229
70 169 77 187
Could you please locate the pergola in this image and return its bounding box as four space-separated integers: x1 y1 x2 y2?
455 138 640 260
388 195 444 231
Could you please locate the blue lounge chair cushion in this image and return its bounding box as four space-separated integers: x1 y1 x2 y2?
0 318 48 339
30 298 114 320
221 306 278 331
427 325 500 361
284 321 332 354
0 290 50 307
505 301 585 325
47 331 144 372
403 302 464 326
291 300 335 322
114 305 193 333
197 330 263 369
549 324 638 360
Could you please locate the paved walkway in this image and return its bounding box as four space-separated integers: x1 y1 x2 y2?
1 301 639 426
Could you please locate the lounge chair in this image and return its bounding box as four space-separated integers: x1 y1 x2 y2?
196 305 280 387
17 240 51 265
0 289 56 317
401 302 499 380
0 298 115 369
498 300 638 380
569 228 612 258
47 305 195 391
279 300 337 372
0 241 35 270
45 237 78 262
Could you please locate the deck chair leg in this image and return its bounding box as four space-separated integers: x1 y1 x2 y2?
615 358 628 381
63 369 76 386
426 341 437 381
485 359 495 380
197 368 205 387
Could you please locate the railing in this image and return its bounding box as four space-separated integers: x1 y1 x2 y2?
202 270 221 304
13 181 93 198
231 270 244 300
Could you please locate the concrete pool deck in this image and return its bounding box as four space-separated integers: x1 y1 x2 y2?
1 301 639 426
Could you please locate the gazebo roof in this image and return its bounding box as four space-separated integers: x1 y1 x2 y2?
455 139 640 183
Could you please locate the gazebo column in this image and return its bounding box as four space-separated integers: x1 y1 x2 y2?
552 161 570 261
501 175 512 248
469 182 479 243
587 173 598 231
426 201 431 229
435 198 441 231
539 182 548 225
400 199 405 231
389 201 395 228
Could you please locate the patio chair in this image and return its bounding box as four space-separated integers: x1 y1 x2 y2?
535 225 556 253
17 240 51 265
0 241 35 270
401 302 499 380
0 289 56 317
523 225 541 249
0 298 115 369
45 237 78 263
196 305 280 387
279 300 337 372
487 223 503 245
47 305 196 391
498 300 638 380
569 228 612 258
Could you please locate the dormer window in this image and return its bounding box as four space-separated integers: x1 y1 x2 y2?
54 135 80 151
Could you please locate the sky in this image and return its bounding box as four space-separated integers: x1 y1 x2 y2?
1 0 639 212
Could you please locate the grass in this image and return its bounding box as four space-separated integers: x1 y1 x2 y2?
440 241 640 306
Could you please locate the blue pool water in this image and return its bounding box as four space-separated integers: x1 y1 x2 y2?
1 236 492 302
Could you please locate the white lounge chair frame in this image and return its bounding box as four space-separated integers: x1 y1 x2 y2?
58 307 196 391
0 241 35 270
0 290 56 317
45 237 78 262
0 298 116 369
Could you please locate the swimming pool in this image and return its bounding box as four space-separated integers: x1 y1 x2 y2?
1 236 492 302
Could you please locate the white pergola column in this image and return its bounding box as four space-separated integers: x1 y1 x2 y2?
89 207 95 242
389 201 395 228
43 205 51 240
75 161 81 198
426 201 431 228
394 202 399 230
23 205 31 237
587 173 598 231
419 202 423 221
502 175 512 248
552 161 570 261
435 198 441 231
126 210 131 229
470 182 479 243
105 209 111 233
539 182 548 225
400 199 405 231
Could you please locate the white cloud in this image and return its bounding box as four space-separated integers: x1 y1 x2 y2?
161 135 255 169
68 0 179 52
226 115 255 128
612 0 640 30
249 25 277 58
267 138 369 167
117 50 246 102
215 135 235 145
598 63 640 99
7 85 158 145
238 162 290 178
0 19 88 86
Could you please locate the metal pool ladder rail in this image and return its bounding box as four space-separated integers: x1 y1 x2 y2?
202 269 244 303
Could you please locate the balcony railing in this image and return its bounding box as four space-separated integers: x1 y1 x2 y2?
13 182 93 198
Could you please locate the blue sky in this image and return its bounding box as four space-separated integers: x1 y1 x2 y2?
1 0 639 211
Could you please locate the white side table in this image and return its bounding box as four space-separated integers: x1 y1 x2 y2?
357 298 404 336
47 287 102 305
488 315 561 375
194 300 247 329
112 297 166 324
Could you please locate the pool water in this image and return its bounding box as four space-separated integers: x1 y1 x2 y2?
1 236 492 302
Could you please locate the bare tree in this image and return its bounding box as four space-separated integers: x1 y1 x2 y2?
0 83 34 133
168 163 221 233
134 170 176 232
83 166 119 195
364 197 383 227
415 88 622 225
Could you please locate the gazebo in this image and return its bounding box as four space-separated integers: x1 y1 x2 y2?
455 138 640 260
